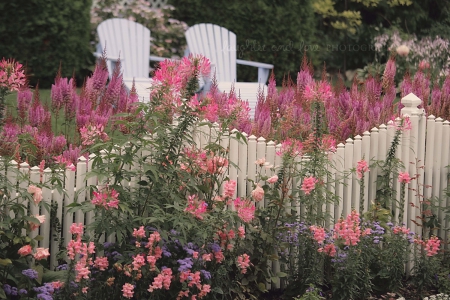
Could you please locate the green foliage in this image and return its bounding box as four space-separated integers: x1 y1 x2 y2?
168 0 317 83
0 0 94 88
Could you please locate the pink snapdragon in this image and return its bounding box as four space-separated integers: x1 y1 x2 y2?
122 283 134 299
148 268 172 292
236 253 251 274
398 172 411 184
356 159 370 179
132 226 146 238
301 176 318 195
94 256 109 270
223 180 236 198
233 198 256 223
309 225 326 245
238 226 245 238
424 236 440 256
333 210 361 246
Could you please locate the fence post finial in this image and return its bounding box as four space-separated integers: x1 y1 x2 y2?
401 93 424 116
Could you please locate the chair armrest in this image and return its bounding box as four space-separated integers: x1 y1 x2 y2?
149 55 167 62
236 59 273 84
93 52 122 62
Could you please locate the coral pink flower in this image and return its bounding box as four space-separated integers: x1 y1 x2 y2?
333 210 361 246
94 256 109 271
237 253 251 274
301 176 318 195
132 254 146 270
323 244 336 257
356 159 370 179
18 245 32 256
202 253 212 261
267 175 278 184
251 185 264 202
424 236 440 256
309 225 326 244
92 188 120 210
398 172 411 184
122 283 134 299
52 281 64 289
132 226 146 238
70 223 84 236
34 248 50 260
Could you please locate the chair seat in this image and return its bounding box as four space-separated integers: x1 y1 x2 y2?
123 77 153 103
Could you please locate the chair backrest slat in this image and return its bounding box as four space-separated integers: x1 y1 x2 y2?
186 23 237 82
97 18 150 79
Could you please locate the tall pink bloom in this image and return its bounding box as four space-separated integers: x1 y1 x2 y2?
223 180 237 198
398 172 411 184
301 176 318 195
356 160 370 179
122 283 134 299
424 236 440 256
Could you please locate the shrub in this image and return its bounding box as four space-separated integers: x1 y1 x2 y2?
169 0 317 83
0 0 94 88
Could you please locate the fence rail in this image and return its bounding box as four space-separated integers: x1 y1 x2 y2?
3 93 450 275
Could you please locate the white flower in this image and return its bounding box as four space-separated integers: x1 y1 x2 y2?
396 45 410 57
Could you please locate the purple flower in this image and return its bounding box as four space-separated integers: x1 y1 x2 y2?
177 257 193 272
201 269 211 280
22 268 38 279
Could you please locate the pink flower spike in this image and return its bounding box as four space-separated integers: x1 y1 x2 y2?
356 159 370 179
301 176 318 195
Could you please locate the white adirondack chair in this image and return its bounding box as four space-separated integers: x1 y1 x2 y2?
185 23 274 118
94 18 167 103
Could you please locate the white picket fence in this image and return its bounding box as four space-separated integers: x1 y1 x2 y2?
3 93 450 274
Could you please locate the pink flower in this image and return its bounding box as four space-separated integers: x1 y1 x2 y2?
301 176 318 195
34 248 50 260
223 180 236 198
356 160 370 179
94 256 109 270
236 254 251 274
122 283 134 299
255 158 266 166
267 175 278 184
238 226 245 238
52 281 64 289
234 198 256 223
323 244 336 257
184 194 208 220
132 254 146 270
28 185 43 204
333 210 361 246
424 236 440 256
92 188 120 210
70 223 84 236
132 226 146 238
29 214 45 231
398 172 411 184
251 185 264 202
309 225 326 244
18 245 32 256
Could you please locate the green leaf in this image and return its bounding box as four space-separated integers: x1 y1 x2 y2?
212 287 223 294
258 282 268 292
276 271 287 278
0 258 12 266
34 235 44 241
42 270 68 282
0 287 6 299
33 264 44 285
